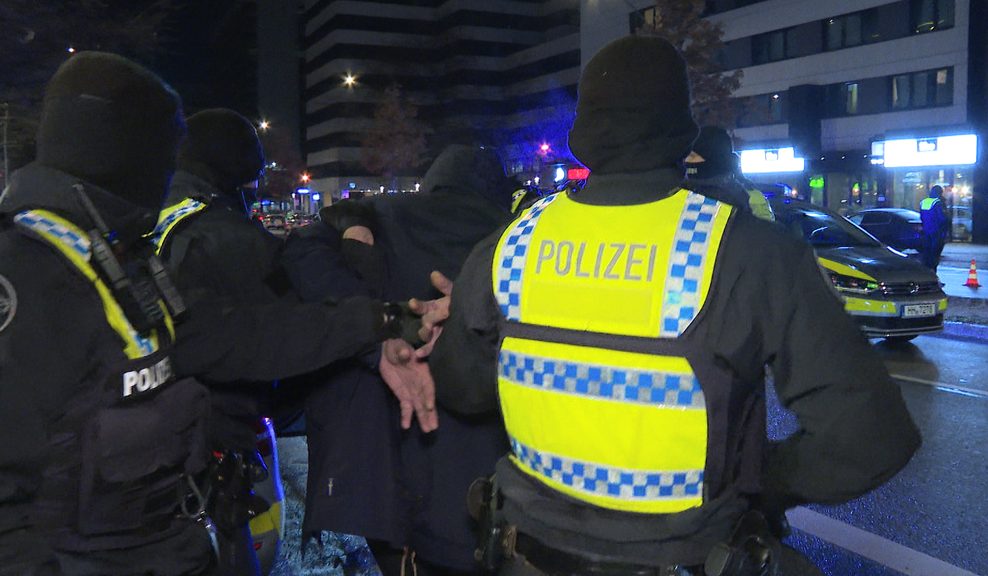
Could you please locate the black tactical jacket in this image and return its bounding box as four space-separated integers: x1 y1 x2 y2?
430 168 921 566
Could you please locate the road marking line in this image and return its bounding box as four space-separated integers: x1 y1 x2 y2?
890 373 988 399
787 507 979 576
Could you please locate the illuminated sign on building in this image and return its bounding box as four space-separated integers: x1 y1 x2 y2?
739 147 806 174
880 134 977 168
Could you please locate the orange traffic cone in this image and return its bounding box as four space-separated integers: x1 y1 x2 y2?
963 259 981 288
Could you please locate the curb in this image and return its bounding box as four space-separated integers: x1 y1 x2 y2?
945 295 988 309
942 321 988 341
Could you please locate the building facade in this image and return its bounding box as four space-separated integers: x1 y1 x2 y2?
299 0 580 196
581 0 987 243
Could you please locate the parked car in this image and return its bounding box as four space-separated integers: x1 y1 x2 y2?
263 212 286 230
771 199 947 342
847 208 924 252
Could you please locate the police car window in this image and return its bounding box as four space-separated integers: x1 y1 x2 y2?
795 210 880 247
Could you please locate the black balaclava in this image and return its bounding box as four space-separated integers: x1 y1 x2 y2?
178 109 265 203
420 145 513 212
685 126 736 179
36 51 185 214
568 36 699 175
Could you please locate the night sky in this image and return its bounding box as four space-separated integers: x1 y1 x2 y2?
154 0 259 117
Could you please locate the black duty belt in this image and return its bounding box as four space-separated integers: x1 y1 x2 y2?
515 533 699 576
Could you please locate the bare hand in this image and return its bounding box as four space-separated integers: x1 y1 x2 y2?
343 225 374 245
409 271 453 344
379 339 438 433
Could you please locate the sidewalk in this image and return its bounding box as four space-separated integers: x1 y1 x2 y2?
938 243 988 325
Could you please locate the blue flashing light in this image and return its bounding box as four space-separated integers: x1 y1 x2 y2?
553 166 566 183
296 187 311 194
312 193 321 201
348 182 357 189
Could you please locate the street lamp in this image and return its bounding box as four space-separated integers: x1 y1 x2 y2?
300 172 311 184
343 73 357 88
258 120 270 131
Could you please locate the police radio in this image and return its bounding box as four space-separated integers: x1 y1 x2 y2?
73 184 186 334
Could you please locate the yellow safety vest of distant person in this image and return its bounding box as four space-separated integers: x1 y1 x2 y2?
492 189 733 513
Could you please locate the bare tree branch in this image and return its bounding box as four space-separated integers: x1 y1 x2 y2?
635 0 743 128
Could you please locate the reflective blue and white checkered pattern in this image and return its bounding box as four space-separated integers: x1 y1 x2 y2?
14 211 91 259
660 193 722 337
499 350 704 409
495 194 559 320
15 211 157 356
149 200 206 249
511 437 703 500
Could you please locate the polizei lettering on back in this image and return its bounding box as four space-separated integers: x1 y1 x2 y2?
535 240 659 282
122 357 174 398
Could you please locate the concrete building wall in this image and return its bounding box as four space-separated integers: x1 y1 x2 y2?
301 0 580 194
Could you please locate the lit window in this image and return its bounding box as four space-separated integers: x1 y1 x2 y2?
845 83 859 115
890 68 953 110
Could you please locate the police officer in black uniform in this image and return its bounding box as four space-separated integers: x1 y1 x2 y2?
0 51 216 576
427 37 921 575
0 54 404 576
152 108 422 575
685 126 774 221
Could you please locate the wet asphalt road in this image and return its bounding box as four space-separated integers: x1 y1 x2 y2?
272 331 988 576
775 332 988 576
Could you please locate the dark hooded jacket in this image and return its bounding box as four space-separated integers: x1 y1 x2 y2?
280 145 514 570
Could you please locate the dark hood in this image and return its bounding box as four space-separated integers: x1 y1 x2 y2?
366 190 512 300
685 126 735 178
568 36 698 175
178 109 265 195
420 145 514 212
35 51 184 214
0 162 158 244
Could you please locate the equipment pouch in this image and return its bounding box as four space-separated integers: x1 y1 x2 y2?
207 450 256 533
703 511 779 576
469 476 508 572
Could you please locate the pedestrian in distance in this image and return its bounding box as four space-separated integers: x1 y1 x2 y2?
685 125 775 221
919 184 950 272
422 35 921 576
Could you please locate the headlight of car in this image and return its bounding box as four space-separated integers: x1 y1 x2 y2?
829 273 879 294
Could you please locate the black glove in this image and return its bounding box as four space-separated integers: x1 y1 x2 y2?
381 301 425 346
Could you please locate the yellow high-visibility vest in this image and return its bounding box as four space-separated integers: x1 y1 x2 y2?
148 198 209 254
14 210 174 359
492 189 732 513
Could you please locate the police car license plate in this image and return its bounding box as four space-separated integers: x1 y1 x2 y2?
903 303 936 318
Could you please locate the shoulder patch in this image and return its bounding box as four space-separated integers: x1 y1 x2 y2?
0 274 16 333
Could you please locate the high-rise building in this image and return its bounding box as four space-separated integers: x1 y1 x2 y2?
299 0 580 196
583 0 987 243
